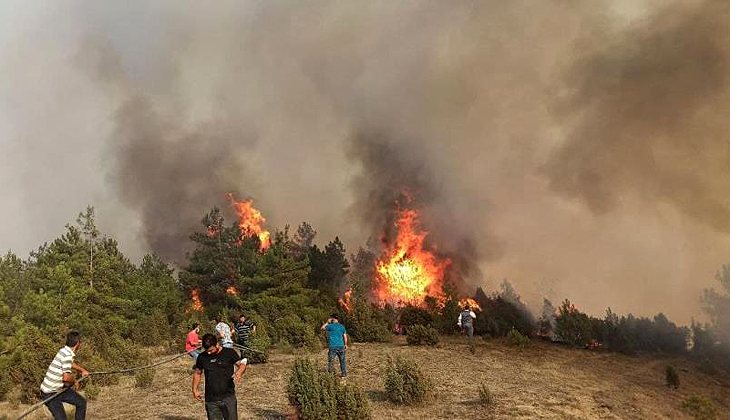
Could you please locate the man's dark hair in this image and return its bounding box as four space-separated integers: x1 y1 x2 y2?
192 322 200 329
215 315 222 323
330 313 338 320
464 306 470 311
239 314 246 319
201 333 217 349
65 330 81 347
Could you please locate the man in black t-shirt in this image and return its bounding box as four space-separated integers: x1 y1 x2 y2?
192 333 247 420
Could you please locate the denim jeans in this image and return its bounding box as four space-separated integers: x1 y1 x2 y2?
327 346 347 377
40 388 87 420
205 394 238 420
222 342 233 349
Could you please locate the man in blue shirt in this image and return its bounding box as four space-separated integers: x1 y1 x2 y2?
321 313 348 378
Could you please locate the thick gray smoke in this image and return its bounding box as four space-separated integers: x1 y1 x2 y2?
544 0 730 231
3 0 730 323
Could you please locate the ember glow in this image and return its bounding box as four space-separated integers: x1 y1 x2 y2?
375 199 450 306
226 286 238 296
338 288 353 313
459 298 481 311
226 193 271 251
191 290 203 311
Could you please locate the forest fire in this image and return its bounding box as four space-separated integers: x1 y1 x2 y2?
191 290 203 311
226 193 271 251
459 297 481 311
226 286 238 295
374 198 450 306
338 288 353 312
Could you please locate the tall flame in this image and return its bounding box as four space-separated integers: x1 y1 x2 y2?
338 288 353 313
226 193 271 251
459 297 481 311
191 290 203 311
375 201 450 306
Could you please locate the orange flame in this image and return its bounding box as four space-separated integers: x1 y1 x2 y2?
226 286 238 296
226 193 271 251
338 288 353 313
375 201 450 306
459 298 481 311
191 290 203 311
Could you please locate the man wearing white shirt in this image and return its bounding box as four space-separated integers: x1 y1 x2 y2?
457 305 477 338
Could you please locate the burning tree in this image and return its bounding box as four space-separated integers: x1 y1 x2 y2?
374 194 451 307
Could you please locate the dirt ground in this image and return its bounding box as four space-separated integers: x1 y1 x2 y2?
2 336 729 419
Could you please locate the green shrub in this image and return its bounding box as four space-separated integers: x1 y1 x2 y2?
399 306 435 330
82 381 101 400
477 383 494 408
287 358 370 420
406 325 439 346
682 394 716 420
336 382 371 420
383 356 433 405
134 368 155 389
507 328 530 348
665 365 679 389
242 334 272 364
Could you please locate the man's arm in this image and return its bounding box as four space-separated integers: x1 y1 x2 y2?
321 321 329 331
233 359 247 383
343 333 348 349
252 325 256 334
457 314 462 326
192 369 203 400
471 311 476 319
71 363 89 377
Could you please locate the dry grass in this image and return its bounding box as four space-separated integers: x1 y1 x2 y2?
2 337 729 419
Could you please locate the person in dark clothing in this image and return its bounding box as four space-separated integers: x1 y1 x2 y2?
321 313 348 378
233 314 256 348
192 333 247 420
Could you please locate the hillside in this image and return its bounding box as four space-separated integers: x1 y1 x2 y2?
2 336 728 420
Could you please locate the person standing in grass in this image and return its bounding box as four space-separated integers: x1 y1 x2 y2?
192 333 247 420
39 330 90 420
215 315 234 349
186 322 202 361
458 305 477 338
321 313 348 378
233 314 256 349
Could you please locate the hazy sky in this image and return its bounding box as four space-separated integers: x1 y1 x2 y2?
1 0 729 324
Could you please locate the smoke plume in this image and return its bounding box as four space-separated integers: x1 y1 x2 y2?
2 0 730 323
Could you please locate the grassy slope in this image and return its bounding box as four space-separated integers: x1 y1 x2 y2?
2 336 729 420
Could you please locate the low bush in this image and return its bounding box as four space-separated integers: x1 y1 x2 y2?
336 382 371 420
82 381 100 400
242 334 271 364
134 368 155 389
477 383 495 408
399 306 436 330
665 365 679 389
507 328 530 348
474 291 535 338
383 356 433 405
406 325 439 346
682 394 717 420
287 358 370 420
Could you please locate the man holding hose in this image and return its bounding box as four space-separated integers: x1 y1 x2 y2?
39 330 90 420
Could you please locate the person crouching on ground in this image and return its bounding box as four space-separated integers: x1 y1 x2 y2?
186 322 202 363
39 330 90 420
458 305 477 338
192 333 247 420
321 313 348 379
215 315 234 349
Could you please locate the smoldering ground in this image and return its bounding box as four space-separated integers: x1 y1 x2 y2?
2 0 730 324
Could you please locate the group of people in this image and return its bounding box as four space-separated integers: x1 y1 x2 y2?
39 308 469 420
